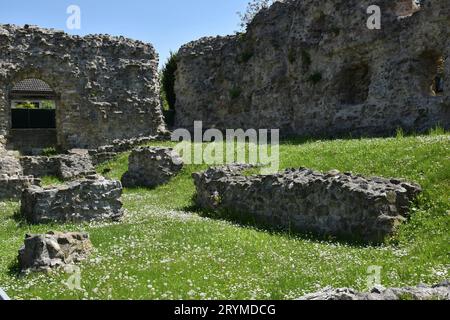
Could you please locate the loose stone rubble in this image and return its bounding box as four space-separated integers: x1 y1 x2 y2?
18 231 92 272
193 165 422 243
88 135 169 166
21 175 124 224
121 147 183 188
298 282 450 300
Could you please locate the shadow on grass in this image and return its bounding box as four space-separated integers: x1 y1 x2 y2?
7 260 22 278
183 201 379 249
11 209 28 227
279 132 372 146
278 125 448 146
123 185 162 193
12 208 90 230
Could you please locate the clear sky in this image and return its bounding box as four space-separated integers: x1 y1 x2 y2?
0 0 248 68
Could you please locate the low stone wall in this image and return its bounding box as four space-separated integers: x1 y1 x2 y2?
193 165 422 243
0 175 40 200
18 231 92 272
0 149 22 176
57 152 95 180
19 156 56 177
20 152 95 180
121 147 183 188
21 175 124 224
298 282 450 300
87 134 172 166
0 149 40 200
89 151 118 166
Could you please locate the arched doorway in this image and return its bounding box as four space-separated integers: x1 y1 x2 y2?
8 78 57 154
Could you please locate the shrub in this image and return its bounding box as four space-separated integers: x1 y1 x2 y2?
237 0 284 31
41 147 58 157
239 49 254 63
308 72 322 85
229 87 242 100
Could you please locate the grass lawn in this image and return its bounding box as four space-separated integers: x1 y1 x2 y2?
0 132 448 300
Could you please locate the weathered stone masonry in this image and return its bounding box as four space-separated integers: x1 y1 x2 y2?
0 146 40 200
298 282 450 300
21 175 124 224
0 24 167 150
121 147 184 188
20 152 95 179
193 165 422 243
18 232 93 272
175 0 450 136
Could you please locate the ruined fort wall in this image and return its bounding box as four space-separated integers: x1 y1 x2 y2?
0 24 167 149
193 165 422 243
175 0 450 136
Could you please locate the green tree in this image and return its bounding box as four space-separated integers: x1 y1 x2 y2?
160 52 178 111
15 101 37 109
40 100 56 109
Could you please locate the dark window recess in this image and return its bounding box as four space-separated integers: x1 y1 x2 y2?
434 76 444 93
337 63 370 105
11 109 56 129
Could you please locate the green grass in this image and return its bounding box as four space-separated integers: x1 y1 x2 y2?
0 133 448 300
40 176 64 187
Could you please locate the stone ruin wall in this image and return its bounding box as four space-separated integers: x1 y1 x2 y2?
21 175 124 224
193 165 422 243
0 24 167 150
175 0 450 137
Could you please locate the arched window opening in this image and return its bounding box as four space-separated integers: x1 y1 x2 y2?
10 79 56 129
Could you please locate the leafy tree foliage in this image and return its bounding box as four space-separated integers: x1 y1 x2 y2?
237 0 284 30
160 52 178 111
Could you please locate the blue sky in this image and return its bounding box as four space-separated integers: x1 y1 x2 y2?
0 0 248 68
